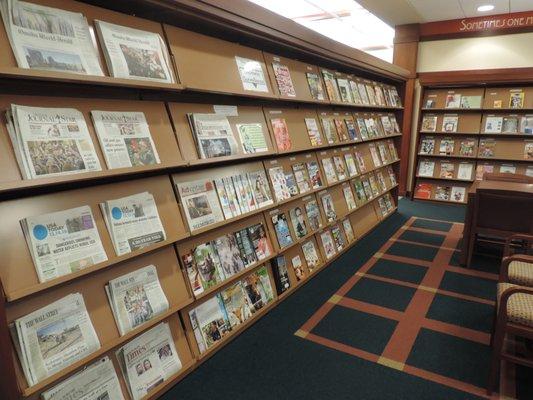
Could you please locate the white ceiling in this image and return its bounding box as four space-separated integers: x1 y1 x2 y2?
356 0 533 26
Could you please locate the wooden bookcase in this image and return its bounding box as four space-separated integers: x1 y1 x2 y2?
0 0 407 399
412 85 533 204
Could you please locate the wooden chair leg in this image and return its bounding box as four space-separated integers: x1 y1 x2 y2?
487 318 506 395
490 305 498 347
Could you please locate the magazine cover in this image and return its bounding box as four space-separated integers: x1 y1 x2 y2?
271 255 290 295
343 185 357 210
181 253 204 296
337 78 353 103
361 178 374 199
499 164 516 174
307 161 323 189
459 139 475 156
421 115 437 132
342 219 355 243
321 70 340 102
354 149 367 173
235 56 268 92
242 266 274 311
236 123 268 154
344 153 359 177
457 163 473 180
214 234 246 278
193 242 224 289
349 81 362 105
520 115 533 134
235 228 258 267
439 162 454 179
502 116 519 133
247 223 272 260
220 282 251 328
356 118 369 140
284 171 299 197
369 143 382 167
321 193 337 222
268 166 291 202
479 139 496 157
357 82 370 105
248 170 274 208
320 230 336 260
289 206 308 239
271 212 293 249
176 179 224 232
301 240 320 271
450 187 466 203
380 116 394 136
305 117 324 147
292 162 311 193
460 95 482 109
321 157 338 185
418 160 435 177
484 116 503 133
475 164 494 180
435 186 451 201
352 179 367 203
345 119 358 141
414 183 432 199
525 141 533 160
321 118 338 144
189 296 230 353
442 115 458 133
387 166 397 186
333 156 347 180
305 72 325 101
439 139 455 155
272 62 296 97
214 178 236 220
331 225 346 251
334 118 349 142
291 255 305 281
509 91 524 109
445 94 461 108
305 199 322 231
271 118 292 151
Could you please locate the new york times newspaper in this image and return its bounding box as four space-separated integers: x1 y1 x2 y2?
106 265 169 336
101 192 166 256
21 205 108 283
12 293 100 386
116 322 181 400
42 357 124 400
0 0 103 75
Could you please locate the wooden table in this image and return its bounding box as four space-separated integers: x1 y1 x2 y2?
460 180 533 266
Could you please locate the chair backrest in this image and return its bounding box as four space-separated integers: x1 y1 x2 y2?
474 189 533 233
483 172 533 184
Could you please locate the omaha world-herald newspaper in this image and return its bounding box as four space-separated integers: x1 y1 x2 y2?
0 0 103 75
116 322 181 400
12 293 100 386
42 357 124 400
21 205 108 283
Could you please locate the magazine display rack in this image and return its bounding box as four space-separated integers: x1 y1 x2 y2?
412 85 533 204
0 0 407 399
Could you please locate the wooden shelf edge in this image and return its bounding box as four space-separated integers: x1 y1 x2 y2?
142 359 197 400
415 176 474 183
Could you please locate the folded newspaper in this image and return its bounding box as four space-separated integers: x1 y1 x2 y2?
91 110 160 169
5 104 102 179
0 0 104 75
188 113 238 159
106 265 169 336
100 192 166 256
11 293 100 387
94 20 174 83
21 205 108 283
41 356 124 400
116 322 181 400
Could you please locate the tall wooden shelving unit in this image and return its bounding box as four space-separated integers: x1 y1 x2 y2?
0 1 408 399
412 83 533 204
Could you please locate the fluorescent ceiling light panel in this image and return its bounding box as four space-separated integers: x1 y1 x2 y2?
477 4 495 12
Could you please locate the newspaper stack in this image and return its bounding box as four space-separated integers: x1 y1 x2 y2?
116 322 182 400
5 104 102 179
106 265 169 336
100 192 166 256
187 113 239 159
21 205 108 283
94 20 174 83
91 110 160 169
42 357 124 400
0 0 103 75
11 293 100 387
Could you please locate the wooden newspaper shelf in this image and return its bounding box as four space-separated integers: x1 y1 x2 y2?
483 87 533 110
421 88 485 110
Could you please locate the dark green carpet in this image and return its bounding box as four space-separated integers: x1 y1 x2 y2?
161 198 531 400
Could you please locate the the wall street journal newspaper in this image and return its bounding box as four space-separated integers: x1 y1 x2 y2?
94 20 174 83
6 104 102 179
0 0 104 75
91 110 160 169
100 192 166 256
106 265 169 336
116 322 181 400
21 205 108 283
12 293 100 386
42 357 124 400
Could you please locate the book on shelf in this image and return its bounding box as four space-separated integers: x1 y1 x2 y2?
11 293 100 386
289 206 308 239
450 187 466 203
271 212 293 249
457 162 474 180
475 164 494 180
445 94 461 108
333 155 347 180
421 115 437 132
355 118 369 140
479 139 496 157
189 295 230 354
291 255 305 281
321 193 337 223
331 224 345 252
272 62 296 97
106 265 168 336
305 198 323 231
304 117 324 147
520 115 533 134
525 141 533 160
236 123 269 154
0 0 104 75
439 162 454 179
509 91 525 109
420 137 435 154
460 95 482 109
188 113 238 159
343 185 357 210
336 78 353 103
305 72 325 101
6 104 102 179
307 160 323 189
302 240 320 271
342 218 355 243
220 281 252 328
95 20 173 83
100 191 166 256
321 118 338 145
439 139 455 155
91 110 160 169
344 153 359 177
271 118 292 151
116 322 181 400
459 139 476 156
321 70 341 102
442 115 459 133
499 164 517 174
176 178 224 232
271 255 291 295
414 183 432 199
21 205 107 283
320 230 336 260
502 116 519 134
484 116 503 133
292 162 311 193
321 157 338 185
435 186 451 201
42 357 123 400
235 56 268 92
357 82 370 105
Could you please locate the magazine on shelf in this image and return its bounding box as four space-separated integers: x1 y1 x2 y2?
414 183 432 199
365 84 377 105
271 118 292 151
181 253 204 296
376 171 387 192
459 139 475 156
369 144 382 167
450 187 466 203
106 265 168 336
342 219 355 243
321 157 338 185
193 242 225 288
354 149 366 173
268 166 291 202
189 295 229 354
357 82 370 105
0 0 103 75
42 357 124 400
12 293 100 386
343 185 357 210
439 162 454 179
292 163 311 193
306 72 325 101
235 227 258 267
479 139 496 157
334 119 349 142
502 116 519 133
520 115 533 134
91 110 160 169
214 178 238 220
189 113 238 159
361 177 373 199
291 255 305 281
457 163 473 180
247 223 272 261
220 281 252 328
304 117 323 147
420 137 435 154
336 78 353 103
235 56 268 92
95 20 173 83
475 164 494 180
321 193 337 223
460 95 482 109
272 62 296 97
344 153 358 177
377 142 390 164
305 199 322 231
509 91 524 109
307 161 323 189
321 118 338 145
320 230 336 260
390 115 401 134
116 322 181 400
364 118 379 138
331 225 345 251
302 240 320 271
380 116 394 136
6 104 101 179
421 115 437 132
484 116 503 133
352 179 366 203
525 141 533 160
439 139 454 155
442 115 458 133
345 119 358 141
348 81 361 104
284 171 299 197
445 94 461 108
355 118 369 140
368 175 380 197
176 179 224 232
289 206 308 239
424 99 436 109
499 164 517 174
21 205 107 283
374 86 386 106
214 233 246 278
333 156 347 180
248 170 274 208
272 212 293 248
243 266 274 311
435 186 451 201
236 123 268 154
387 166 397 186
271 255 290 295
526 165 533 177
321 70 340 102
101 192 165 256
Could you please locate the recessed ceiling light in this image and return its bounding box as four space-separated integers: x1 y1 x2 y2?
477 4 495 12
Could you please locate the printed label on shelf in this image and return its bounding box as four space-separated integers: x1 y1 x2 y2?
213 105 238 116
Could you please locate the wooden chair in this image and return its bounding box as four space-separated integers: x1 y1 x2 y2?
484 172 533 184
466 189 533 268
